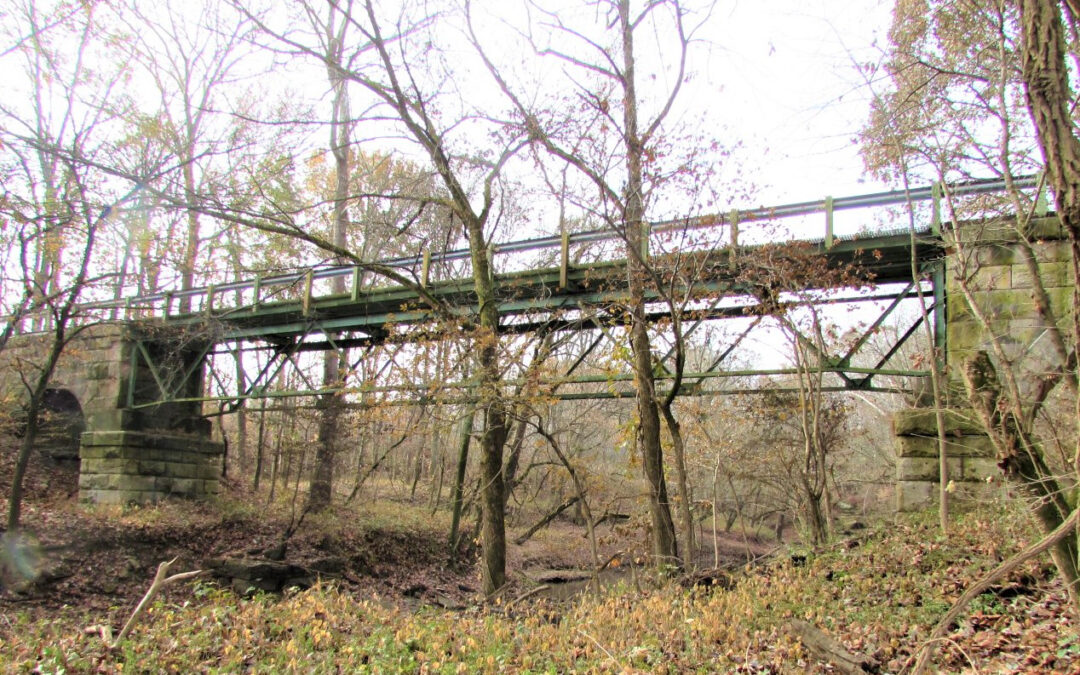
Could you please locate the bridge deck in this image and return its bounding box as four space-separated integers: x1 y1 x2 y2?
41 175 1043 404
155 231 942 345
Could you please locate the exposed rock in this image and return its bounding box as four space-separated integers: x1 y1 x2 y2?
204 554 345 595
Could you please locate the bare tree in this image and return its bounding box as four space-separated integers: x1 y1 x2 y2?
867 0 1080 612
470 0 720 568
236 0 529 594
1012 0 1080 612
108 0 258 311
306 0 354 513
0 2 140 529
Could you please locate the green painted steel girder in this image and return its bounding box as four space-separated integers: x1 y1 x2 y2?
154 232 942 345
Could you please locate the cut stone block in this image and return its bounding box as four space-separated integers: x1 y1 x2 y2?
895 434 995 459
892 409 984 436
896 481 936 512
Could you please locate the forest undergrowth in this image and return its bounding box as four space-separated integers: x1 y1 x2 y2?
2 492 1077 674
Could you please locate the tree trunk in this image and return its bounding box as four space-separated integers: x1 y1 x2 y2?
660 403 695 567
253 399 266 491
8 337 64 530
430 435 445 512
308 9 352 512
619 0 677 568
801 474 828 546
502 416 530 510
449 408 474 553
962 351 1080 610
409 417 427 499
477 379 508 594
1019 0 1080 240
460 200 509 593
1016 0 1080 614
308 362 342 512
234 348 249 478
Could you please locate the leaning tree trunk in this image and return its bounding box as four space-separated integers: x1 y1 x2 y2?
448 408 474 552
962 351 1080 610
1015 0 1080 614
8 330 67 530
619 0 677 568
660 403 695 566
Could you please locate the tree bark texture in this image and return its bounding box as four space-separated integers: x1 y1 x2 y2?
962 351 1080 610
661 403 695 565
619 0 678 567
448 408 474 552
308 10 352 513
1020 0 1080 238
468 220 509 594
1015 0 1080 614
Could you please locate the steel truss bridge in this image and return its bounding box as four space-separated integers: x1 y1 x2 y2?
75 175 1041 411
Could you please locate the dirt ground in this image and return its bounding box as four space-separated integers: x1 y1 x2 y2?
0 441 780 621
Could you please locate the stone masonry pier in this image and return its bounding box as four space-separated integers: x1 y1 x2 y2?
894 215 1069 511
79 432 222 504
893 410 998 511
1 323 223 505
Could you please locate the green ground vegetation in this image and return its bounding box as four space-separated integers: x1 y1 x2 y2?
2 499 1075 673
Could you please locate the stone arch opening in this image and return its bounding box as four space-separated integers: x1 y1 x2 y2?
37 388 86 461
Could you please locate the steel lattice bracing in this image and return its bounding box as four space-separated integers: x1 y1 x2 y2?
54 174 1043 409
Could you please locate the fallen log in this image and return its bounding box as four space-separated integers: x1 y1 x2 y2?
514 496 579 546
785 620 879 674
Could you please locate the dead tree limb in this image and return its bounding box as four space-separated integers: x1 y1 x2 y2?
513 496 579 546
110 558 203 648
911 505 1080 674
785 620 879 674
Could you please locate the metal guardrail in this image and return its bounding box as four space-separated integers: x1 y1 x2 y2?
63 173 1043 321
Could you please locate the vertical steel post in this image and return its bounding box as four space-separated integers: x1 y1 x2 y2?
421 250 431 288
933 263 947 367
560 228 570 289
931 182 942 236
351 266 362 301
251 276 261 313
126 338 139 409
728 209 739 273
302 270 314 317
824 196 834 249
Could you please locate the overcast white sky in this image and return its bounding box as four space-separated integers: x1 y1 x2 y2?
705 1 894 204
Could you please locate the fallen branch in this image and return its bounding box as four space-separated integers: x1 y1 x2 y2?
786 620 878 674
108 558 203 649
597 550 626 572
590 512 631 530
513 496 579 546
910 505 1080 674
504 584 552 614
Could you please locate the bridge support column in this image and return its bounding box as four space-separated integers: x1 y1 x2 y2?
893 410 999 512
79 431 222 505
1 323 225 504
75 325 224 505
893 215 1071 513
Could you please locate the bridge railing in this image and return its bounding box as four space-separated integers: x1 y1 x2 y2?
16 174 1045 328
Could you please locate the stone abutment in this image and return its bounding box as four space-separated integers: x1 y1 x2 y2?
1 323 222 505
894 215 1071 511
